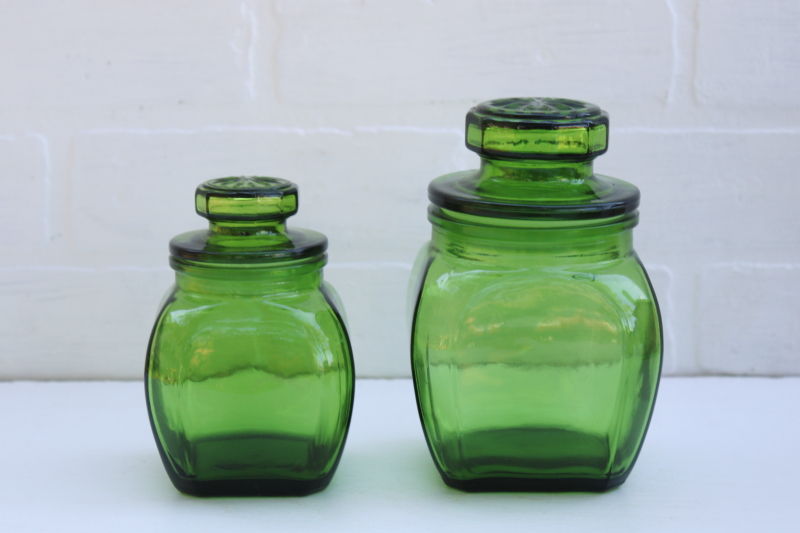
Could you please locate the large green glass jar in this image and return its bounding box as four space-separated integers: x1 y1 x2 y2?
146 177 354 496
410 98 662 492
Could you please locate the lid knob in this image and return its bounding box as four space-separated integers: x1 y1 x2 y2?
195 176 298 221
465 97 609 160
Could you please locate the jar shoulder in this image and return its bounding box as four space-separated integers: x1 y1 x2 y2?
148 285 352 379
156 286 345 330
415 252 660 353
419 251 656 303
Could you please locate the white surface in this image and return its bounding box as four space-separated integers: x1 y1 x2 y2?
1 1 799 378
1 377 798 532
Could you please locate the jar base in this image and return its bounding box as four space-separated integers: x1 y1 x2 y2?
150 432 342 497
439 472 629 493
166 474 334 497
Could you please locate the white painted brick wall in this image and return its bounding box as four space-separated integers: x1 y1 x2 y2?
1 0 797 379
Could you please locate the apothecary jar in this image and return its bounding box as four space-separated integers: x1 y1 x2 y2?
146 176 355 496
409 98 663 491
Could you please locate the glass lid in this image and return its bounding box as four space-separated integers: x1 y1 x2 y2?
170 176 327 265
429 97 640 221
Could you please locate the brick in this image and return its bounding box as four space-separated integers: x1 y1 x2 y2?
0 136 48 248
695 0 800 109
602 131 800 256
325 262 412 378
697 263 800 374
0 2 256 109
0 267 172 379
276 0 673 105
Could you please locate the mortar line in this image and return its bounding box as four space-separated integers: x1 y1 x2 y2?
616 127 800 134
0 266 170 273
665 0 680 103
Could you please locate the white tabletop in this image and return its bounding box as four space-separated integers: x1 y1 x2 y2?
1 377 798 532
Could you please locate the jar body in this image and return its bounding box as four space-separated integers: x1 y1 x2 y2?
146 266 354 496
411 210 662 491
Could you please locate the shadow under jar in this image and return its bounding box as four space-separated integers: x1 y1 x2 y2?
409 98 663 492
146 177 354 496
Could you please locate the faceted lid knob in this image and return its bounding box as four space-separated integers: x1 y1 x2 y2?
195 176 298 221
465 97 609 160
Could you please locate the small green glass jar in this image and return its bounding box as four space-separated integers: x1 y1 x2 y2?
146 177 355 496
410 98 662 492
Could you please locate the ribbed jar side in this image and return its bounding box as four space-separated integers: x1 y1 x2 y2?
145 261 354 496
410 214 662 491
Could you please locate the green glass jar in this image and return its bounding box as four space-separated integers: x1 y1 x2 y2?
146 177 355 496
410 98 662 492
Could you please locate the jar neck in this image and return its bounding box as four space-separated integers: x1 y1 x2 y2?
429 206 637 266
476 157 595 184
171 256 325 297
208 218 287 236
